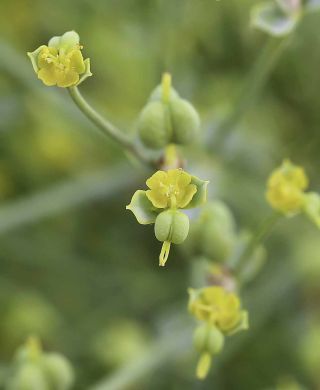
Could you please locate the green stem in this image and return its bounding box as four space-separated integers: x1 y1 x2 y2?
89 323 191 390
0 163 143 235
232 211 282 275
210 36 291 151
68 86 154 167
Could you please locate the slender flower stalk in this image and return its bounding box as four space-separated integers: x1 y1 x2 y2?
232 211 282 275
210 36 291 151
68 86 154 166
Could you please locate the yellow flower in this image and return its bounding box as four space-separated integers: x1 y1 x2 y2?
188 286 248 334
266 159 308 215
28 31 92 88
146 169 197 209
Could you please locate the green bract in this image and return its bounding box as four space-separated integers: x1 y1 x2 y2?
251 0 320 37
303 192 320 228
137 74 200 149
126 168 208 266
125 190 160 225
251 0 300 36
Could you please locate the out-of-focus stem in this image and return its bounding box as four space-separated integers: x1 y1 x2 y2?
89 325 191 390
232 211 282 275
68 86 155 167
0 163 143 235
210 36 291 151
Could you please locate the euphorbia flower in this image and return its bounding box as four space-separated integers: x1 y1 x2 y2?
188 286 248 334
146 169 197 209
28 31 92 88
266 159 308 215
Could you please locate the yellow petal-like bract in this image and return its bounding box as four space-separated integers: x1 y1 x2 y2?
188 286 247 333
266 159 308 215
28 31 91 88
146 168 197 209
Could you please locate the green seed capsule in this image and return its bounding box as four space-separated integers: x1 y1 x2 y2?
149 84 179 102
41 353 74 390
137 101 170 150
193 323 224 355
6 363 49 390
201 222 234 262
138 74 200 149
155 209 189 244
206 325 224 355
191 201 236 262
170 98 200 145
193 323 209 352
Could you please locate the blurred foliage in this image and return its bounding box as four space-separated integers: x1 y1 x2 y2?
0 0 320 389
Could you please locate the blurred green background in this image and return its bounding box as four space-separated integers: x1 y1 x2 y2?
1 0 320 389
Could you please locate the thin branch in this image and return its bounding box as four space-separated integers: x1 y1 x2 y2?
0 163 144 235
68 86 156 167
230 211 282 275
89 325 191 390
209 36 291 151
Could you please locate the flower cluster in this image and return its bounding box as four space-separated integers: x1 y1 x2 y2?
188 286 248 379
127 168 208 266
266 159 320 227
5 337 74 390
28 31 91 88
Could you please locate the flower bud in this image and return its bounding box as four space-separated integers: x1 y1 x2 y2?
155 210 189 244
41 353 74 390
6 363 49 390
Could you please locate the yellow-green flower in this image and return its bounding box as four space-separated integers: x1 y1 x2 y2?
28 31 92 88
126 169 208 266
146 169 197 209
266 159 308 215
188 286 248 334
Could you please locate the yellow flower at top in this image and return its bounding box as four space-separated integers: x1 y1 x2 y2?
188 286 248 334
266 159 308 215
146 169 197 209
28 31 92 88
